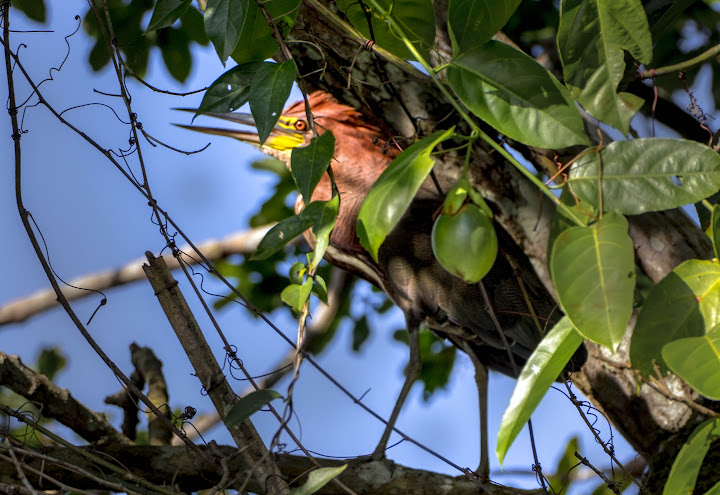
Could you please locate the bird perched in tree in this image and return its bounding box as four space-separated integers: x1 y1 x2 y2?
178 91 573 472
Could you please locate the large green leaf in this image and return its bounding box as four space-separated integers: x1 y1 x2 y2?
224 389 282 428
289 465 348 495
204 0 247 64
496 317 584 465
557 0 652 133
663 328 720 400
291 131 335 203
230 0 301 64
12 0 46 23
336 0 435 60
550 213 634 351
357 129 454 261
308 195 339 272
663 418 720 495
146 0 191 31
569 138 720 214
252 200 331 260
631 259 720 376
447 0 521 55
281 278 314 313
448 41 590 148
248 60 296 145
195 62 262 117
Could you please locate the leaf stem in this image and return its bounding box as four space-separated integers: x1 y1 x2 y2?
636 43 720 80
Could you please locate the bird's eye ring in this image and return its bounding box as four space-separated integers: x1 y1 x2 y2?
294 119 308 131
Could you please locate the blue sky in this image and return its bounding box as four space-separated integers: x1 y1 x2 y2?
4 2 698 493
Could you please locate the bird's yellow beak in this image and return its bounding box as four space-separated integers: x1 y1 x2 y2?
174 109 308 164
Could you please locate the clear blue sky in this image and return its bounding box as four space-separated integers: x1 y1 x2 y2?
10 2 709 493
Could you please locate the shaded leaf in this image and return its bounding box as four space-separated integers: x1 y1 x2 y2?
663 327 720 400
312 274 328 305
224 389 282 428
291 131 335 203
663 418 720 495
12 0 46 23
205 0 247 63
448 41 589 148
159 28 192 82
37 347 67 382
550 213 634 351
308 196 339 272
231 0 301 64
352 315 370 352
497 317 584 465
147 0 191 31
448 0 521 55
196 62 261 117
631 259 720 376
289 465 347 495
248 60 296 145
557 0 652 133
336 0 435 60
713 204 720 260
357 129 454 261
569 138 720 214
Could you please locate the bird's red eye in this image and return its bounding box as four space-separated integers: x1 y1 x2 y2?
294 119 308 131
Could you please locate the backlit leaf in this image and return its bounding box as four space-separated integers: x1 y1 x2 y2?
224 389 282 428
569 138 720 214
663 328 720 400
550 213 634 351
281 278 314 313
357 129 454 261
497 317 584 465
448 41 589 148
631 259 720 376
289 465 347 495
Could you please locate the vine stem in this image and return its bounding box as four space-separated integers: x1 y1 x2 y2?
361 0 584 226
636 43 720 80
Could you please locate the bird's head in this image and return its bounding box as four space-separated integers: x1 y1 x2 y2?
175 91 382 167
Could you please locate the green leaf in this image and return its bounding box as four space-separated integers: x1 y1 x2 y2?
550 213 634 351
291 131 335 203
663 418 720 495
248 60 296 145
196 62 261 117
312 274 329 305
308 195 339 272
712 204 720 260
357 129 454 261
230 0 301 64
12 0 46 23
159 28 192 82
352 315 371 352
557 0 652 133
147 0 191 31
224 389 282 428
336 0 435 60
647 0 696 42
288 261 306 285
204 0 247 64
496 317 584 465
631 259 720 376
569 138 720 214
281 278 314 313
37 347 67 382
448 0 521 55
448 41 590 148
663 326 720 400
289 465 347 495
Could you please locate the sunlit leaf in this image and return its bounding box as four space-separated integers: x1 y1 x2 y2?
557 0 652 133
204 0 247 64
336 0 435 60
448 41 589 148
569 138 720 214
291 131 335 203
497 317 584 465
248 60 296 145
147 0 191 31
312 274 328 305
357 129 454 261
448 0 521 55
308 195 339 271
663 327 720 400
289 465 347 495
631 259 720 376
550 213 634 351
224 389 282 428
281 278 314 313
663 418 720 495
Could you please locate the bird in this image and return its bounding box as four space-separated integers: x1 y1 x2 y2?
177 91 574 473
